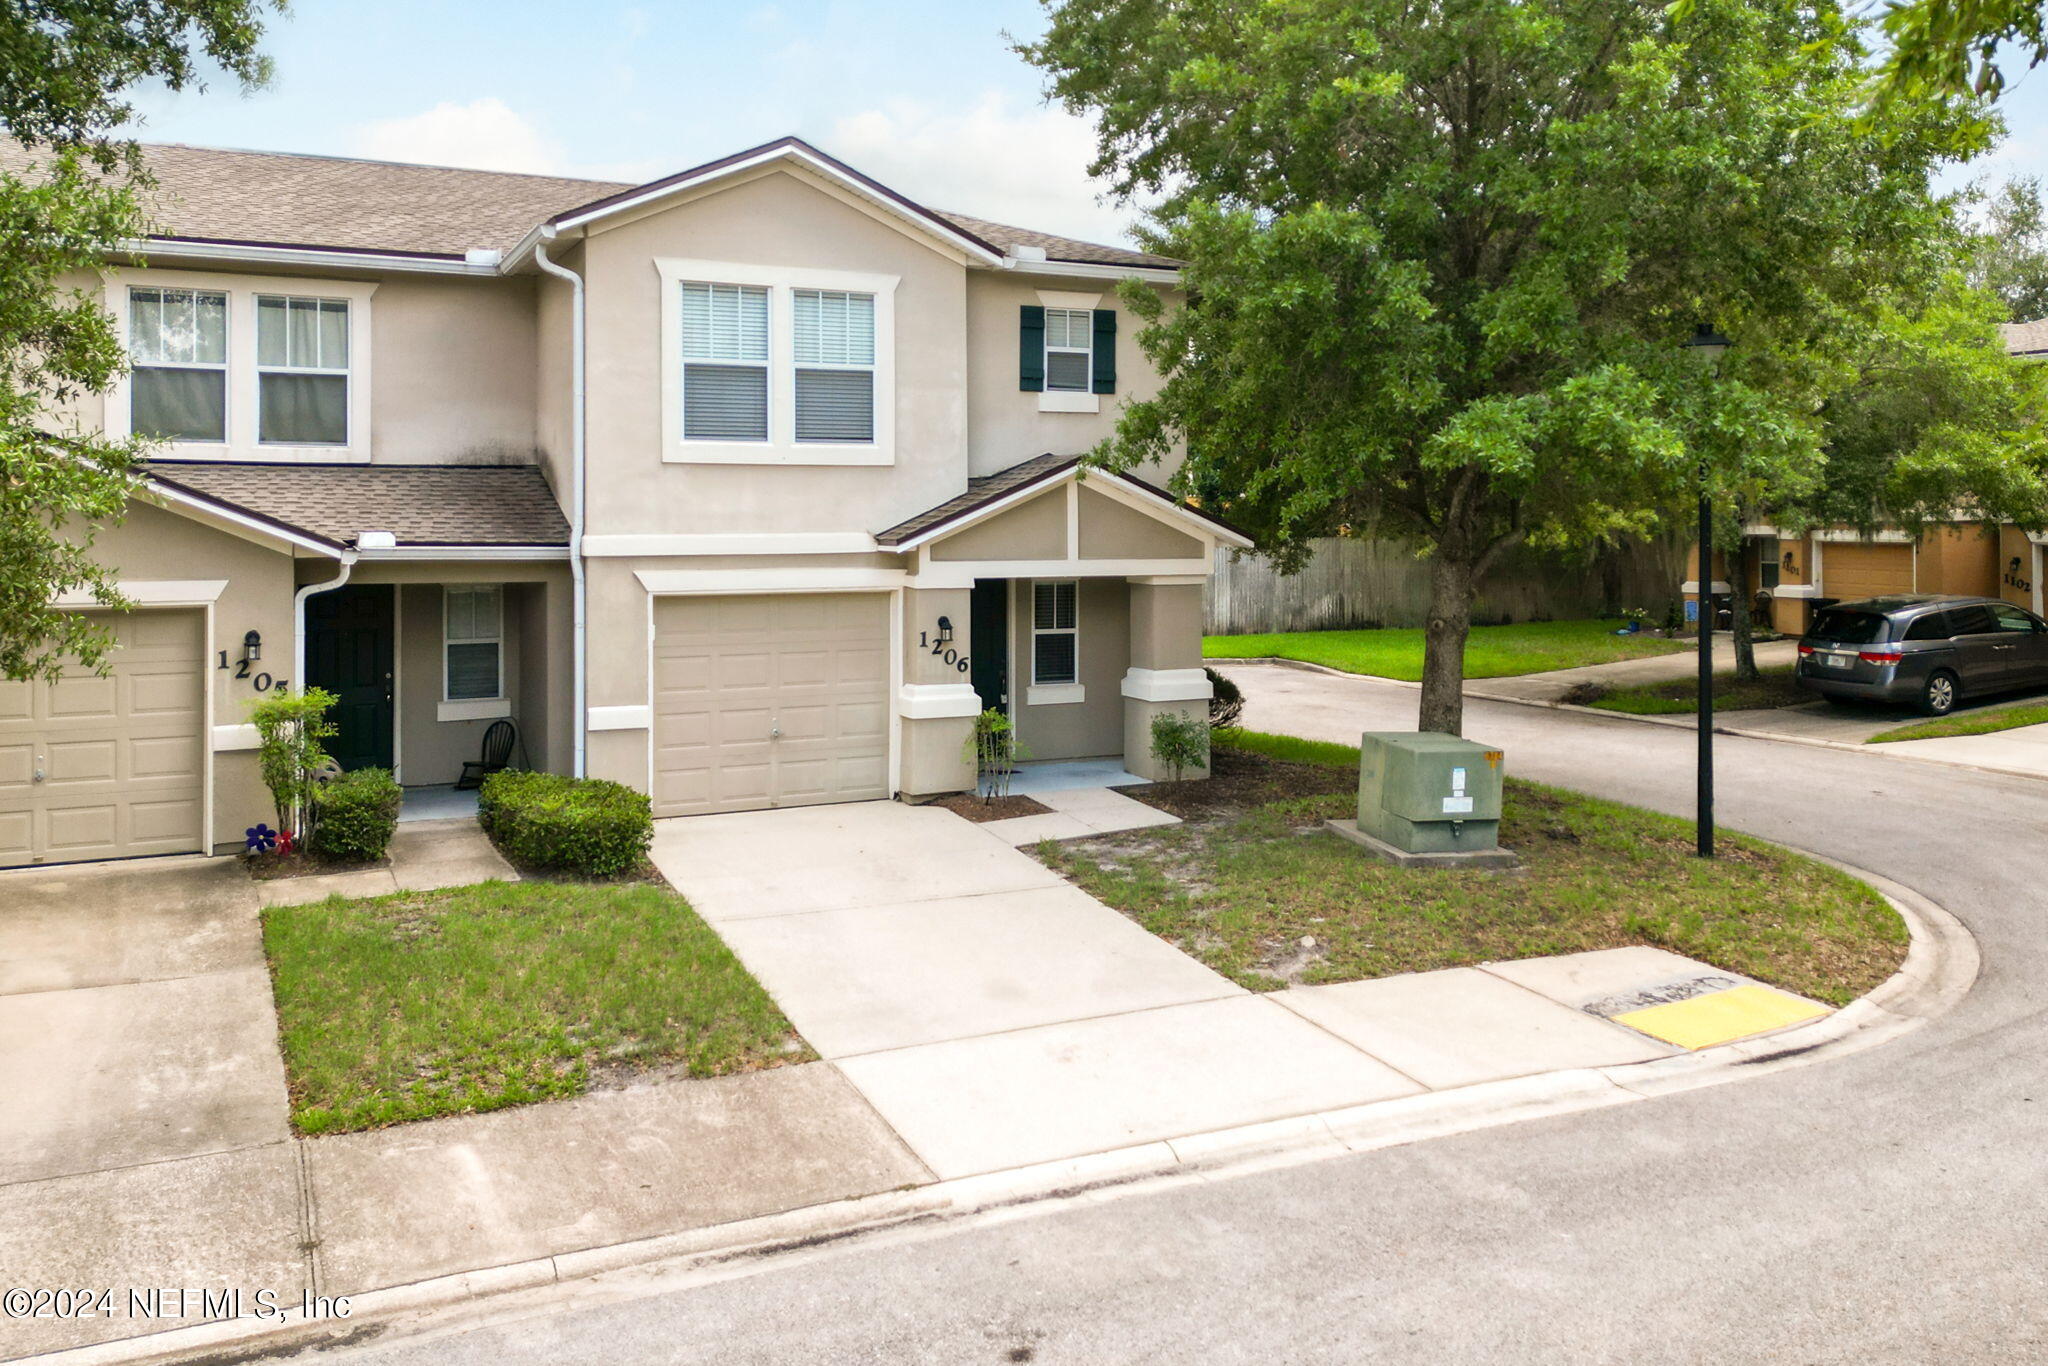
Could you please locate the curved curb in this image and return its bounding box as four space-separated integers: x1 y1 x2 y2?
35 859 1977 1366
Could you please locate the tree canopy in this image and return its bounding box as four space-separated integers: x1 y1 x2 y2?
1027 0 2028 734
0 0 271 681
1969 176 2048 322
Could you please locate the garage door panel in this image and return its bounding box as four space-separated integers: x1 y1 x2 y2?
652 593 891 817
0 610 204 868
1826 543 1914 601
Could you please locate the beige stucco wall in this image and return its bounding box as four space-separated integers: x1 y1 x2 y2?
899 585 976 796
933 488 1067 561
1999 525 2041 610
964 271 1179 480
1010 576 1129 761
82 498 302 851
578 166 970 539
371 274 540 464
1078 485 1203 559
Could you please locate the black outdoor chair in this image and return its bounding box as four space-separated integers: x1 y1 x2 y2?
456 719 517 790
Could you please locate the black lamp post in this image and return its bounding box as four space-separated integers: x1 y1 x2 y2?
1685 324 1732 858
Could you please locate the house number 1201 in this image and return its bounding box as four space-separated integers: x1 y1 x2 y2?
918 631 970 673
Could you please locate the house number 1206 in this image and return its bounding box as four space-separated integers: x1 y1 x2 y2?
918 631 970 673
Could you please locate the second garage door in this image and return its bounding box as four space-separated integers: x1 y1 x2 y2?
651 593 891 817
1825 542 1915 601
0 609 206 868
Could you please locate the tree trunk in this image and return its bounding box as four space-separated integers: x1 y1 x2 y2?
1418 553 1476 735
1727 535 1758 683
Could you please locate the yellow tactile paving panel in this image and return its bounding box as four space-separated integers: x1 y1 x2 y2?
1612 984 1829 1050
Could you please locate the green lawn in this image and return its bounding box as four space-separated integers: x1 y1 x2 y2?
263 880 806 1134
1868 700 2048 743
1041 730 1904 1006
1584 664 1807 714
1204 619 1687 680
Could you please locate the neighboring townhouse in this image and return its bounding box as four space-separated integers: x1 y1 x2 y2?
1680 317 2048 634
0 136 1246 868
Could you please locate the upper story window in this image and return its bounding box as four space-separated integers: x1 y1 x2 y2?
111 270 376 463
680 282 770 441
256 295 350 445
129 288 228 442
658 258 898 467
1042 308 1093 393
792 289 875 443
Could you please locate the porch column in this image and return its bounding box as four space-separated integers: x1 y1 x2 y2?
1122 578 1212 781
899 586 979 797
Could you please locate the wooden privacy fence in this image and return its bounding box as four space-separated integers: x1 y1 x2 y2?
1204 535 1685 636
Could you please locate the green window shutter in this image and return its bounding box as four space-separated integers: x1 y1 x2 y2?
1090 309 1117 394
1019 305 1045 392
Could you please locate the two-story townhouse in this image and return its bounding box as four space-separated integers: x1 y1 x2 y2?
0 136 1247 867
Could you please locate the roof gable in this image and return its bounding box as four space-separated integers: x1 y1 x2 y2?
875 452 1252 552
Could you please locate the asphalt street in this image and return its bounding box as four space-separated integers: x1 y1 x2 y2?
307 664 2048 1365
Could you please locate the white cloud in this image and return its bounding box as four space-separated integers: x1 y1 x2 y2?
829 91 1148 247
348 98 567 175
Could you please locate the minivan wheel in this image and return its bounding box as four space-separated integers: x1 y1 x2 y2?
1920 670 1959 717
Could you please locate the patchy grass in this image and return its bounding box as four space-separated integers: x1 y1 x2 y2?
1039 731 1903 1006
1204 619 1686 680
1868 700 2048 743
263 880 807 1134
1583 664 1808 714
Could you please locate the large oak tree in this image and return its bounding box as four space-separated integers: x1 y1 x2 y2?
1028 0 1995 734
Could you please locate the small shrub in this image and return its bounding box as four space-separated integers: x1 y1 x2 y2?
963 707 1029 800
249 688 338 838
1150 709 1210 781
1206 666 1245 730
479 770 652 878
313 768 402 862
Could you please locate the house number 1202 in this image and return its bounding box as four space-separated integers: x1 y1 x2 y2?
918 631 971 673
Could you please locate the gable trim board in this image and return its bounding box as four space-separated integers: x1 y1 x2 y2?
876 454 1252 554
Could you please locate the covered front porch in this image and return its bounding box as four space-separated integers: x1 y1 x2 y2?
879 453 1253 798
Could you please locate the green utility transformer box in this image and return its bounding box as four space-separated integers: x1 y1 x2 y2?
1356 732 1505 854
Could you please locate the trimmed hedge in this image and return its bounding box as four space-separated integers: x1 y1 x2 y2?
479 771 652 878
312 767 402 862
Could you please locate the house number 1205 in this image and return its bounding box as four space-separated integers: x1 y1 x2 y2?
918 631 970 673
217 651 283 692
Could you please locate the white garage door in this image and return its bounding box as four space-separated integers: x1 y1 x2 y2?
0 610 206 868
651 593 891 817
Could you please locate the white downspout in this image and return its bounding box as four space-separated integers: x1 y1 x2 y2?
293 551 359 689
533 229 588 778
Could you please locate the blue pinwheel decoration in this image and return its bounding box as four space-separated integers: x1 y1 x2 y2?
245 823 278 854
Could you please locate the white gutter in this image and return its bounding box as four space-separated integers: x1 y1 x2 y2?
292 551 359 690
533 229 589 778
125 238 502 277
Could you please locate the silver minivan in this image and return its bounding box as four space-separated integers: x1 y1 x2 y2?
1795 594 2048 715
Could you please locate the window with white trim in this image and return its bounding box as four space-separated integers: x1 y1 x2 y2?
792 288 875 442
1043 308 1093 393
1032 580 1079 684
680 282 770 441
444 586 503 702
256 295 350 445
129 287 228 441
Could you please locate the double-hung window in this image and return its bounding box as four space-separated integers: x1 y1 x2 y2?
256 295 350 445
680 282 770 441
1032 580 1080 685
444 586 503 702
792 288 875 442
129 288 228 442
1043 308 1093 392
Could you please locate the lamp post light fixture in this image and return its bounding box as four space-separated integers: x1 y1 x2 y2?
1684 323 1732 859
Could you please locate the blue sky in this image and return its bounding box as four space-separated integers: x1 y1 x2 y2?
121 0 1149 244
121 0 2048 245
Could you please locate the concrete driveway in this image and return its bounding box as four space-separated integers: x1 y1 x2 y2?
0 856 290 1184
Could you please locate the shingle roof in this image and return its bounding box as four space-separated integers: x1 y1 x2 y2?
0 138 1178 269
874 452 1249 549
148 461 569 549
2002 318 2048 356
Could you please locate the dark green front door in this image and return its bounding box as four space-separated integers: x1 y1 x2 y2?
969 578 1008 714
305 584 394 771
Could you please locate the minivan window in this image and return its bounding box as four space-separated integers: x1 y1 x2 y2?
1902 612 1952 642
1990 604 2043 633
1809 608 1888 644
1947 604 1999 635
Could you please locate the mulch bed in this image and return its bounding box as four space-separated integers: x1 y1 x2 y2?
245 850 387 881
1126 746 1353 823
927 792 1054 822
